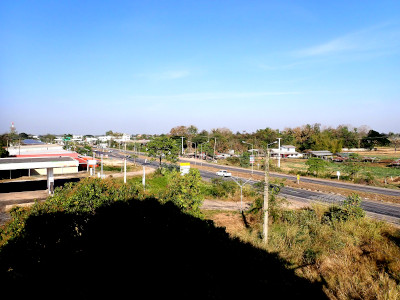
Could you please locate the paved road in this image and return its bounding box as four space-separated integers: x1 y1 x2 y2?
106 151 400 225
178 158 400 198
103 149 400 197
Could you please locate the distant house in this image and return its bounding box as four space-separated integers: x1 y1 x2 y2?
85 137 98 144
115 133 131 143
215 153 231 159
98 136 113 143
270 145 303 158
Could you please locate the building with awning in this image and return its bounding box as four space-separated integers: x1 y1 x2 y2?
6 144 81 175
0 157 79 194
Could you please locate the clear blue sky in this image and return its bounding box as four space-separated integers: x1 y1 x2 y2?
1 0 399 135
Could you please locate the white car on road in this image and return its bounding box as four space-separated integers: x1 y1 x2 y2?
216 170 232 177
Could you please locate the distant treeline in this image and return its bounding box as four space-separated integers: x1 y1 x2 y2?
1 123 399 155
166 124 398 154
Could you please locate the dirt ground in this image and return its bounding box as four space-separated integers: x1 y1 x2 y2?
202 198 311 235
355 147 400 158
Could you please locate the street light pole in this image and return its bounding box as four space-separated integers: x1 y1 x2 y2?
192 142 197 162
263 141 277 245
231 176 252 212
199 140 209 166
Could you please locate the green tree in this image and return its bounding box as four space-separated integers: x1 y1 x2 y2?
18 132 30 139
361 130 390 149
147 136 180 166
334 125 359 148
40 134 56 143
162 168 204 217
240 151 250 168
76 144 93 156
0 147 9 158
306 157 328 176
0 134 9 157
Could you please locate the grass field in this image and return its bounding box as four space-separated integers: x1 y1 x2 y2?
203 203 400 300
267 147 400 188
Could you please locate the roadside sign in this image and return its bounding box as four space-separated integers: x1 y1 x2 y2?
87 160 97 166
180 162 190 175
250 155 255 164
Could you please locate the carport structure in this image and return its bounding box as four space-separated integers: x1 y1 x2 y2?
0 157 79 194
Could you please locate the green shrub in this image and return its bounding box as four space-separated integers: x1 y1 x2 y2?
206 178 237 198
323 194 365 223
0 178 142 248
161 169 204 217
306 157 328 176
226 156 240 165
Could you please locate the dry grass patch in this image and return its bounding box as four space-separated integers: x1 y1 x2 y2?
204 204 400 300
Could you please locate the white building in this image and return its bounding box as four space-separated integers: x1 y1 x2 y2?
270 145 303 158
115 133 131 143
85 137 98 144
98 136 113 142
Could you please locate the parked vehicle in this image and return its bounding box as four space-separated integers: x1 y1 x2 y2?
216 170 232 177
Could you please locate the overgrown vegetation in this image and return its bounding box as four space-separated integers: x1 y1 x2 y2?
211 193 400 300
0 174 328 299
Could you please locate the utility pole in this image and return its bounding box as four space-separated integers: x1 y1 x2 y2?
263 149 270 245
181 136 184 156
124 157 127 184
263 141 276 245
213 137 217 162
277 138 282 168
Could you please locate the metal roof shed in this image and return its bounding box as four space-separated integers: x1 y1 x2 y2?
309 151 333 159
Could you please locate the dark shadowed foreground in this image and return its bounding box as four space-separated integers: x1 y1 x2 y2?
0 198 327 299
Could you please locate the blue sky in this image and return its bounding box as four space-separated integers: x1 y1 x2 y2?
1 0 399 135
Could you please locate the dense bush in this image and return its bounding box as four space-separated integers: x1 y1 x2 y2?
323 194 365 223
161 168 204 217
306 157 329 176
0 178 143 248
205 178 238 198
